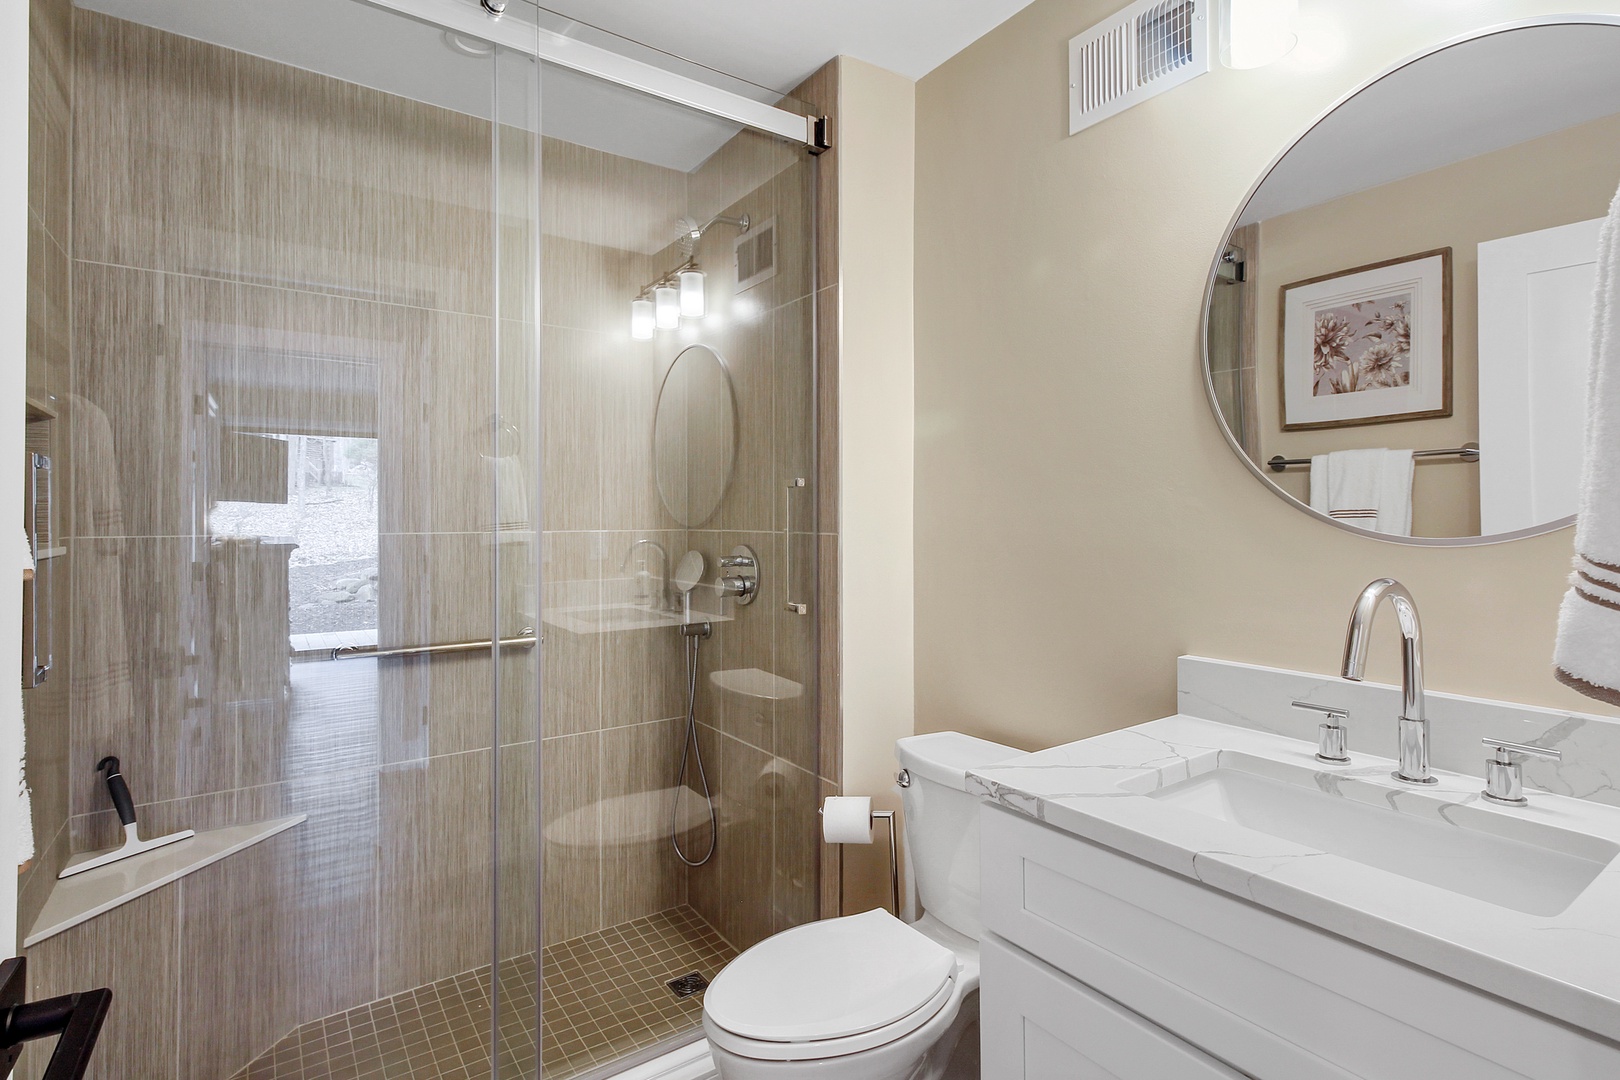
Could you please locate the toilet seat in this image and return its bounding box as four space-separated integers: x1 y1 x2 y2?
703 909 959 1061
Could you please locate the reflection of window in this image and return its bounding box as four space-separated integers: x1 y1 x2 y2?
211 435 379 638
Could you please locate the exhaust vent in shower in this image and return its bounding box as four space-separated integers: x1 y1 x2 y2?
1068 0 1209 136
735 217 776 293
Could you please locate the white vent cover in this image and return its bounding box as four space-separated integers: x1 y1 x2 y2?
1069 0 1209 135
735 217 777 292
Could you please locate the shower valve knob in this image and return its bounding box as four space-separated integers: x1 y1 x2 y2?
719 545 760 606
718 577 755 599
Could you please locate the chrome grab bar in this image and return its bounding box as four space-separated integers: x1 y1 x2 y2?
784 478 808 616
330 628 537 662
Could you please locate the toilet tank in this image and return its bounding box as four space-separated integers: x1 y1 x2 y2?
896 732 1027 940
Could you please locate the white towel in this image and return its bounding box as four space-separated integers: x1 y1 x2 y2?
1309 448 1415 536
1556 180 1620 704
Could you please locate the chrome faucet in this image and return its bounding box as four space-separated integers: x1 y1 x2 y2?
621 539 673 613
1340 578 1436 785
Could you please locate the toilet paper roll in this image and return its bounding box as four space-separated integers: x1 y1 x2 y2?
821 796 873 844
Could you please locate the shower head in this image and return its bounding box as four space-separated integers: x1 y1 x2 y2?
675 213 751 256
673 550 705 594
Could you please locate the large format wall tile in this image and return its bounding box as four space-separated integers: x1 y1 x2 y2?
72 263 234 538
372 90 493 316
21 887 180 1080
541 731 600 945
600 718 685 926
177 832 299 1079
246 765 382 1019
234 54 380 300
74 11 236 276
27 0 71 245
376 751 494 996
498 739 540 958
69 536 229 817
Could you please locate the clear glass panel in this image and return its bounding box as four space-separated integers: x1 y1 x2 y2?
534 60 820 1077
21 0 815 1075
19 0 541 1076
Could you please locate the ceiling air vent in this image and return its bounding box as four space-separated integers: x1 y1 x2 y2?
1068 0 1209 136
735 216 776 292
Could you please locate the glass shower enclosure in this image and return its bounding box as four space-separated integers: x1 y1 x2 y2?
17 0 823 1076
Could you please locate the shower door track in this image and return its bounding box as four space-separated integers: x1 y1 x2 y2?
358 0 828 150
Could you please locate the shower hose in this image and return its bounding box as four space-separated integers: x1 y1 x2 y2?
672 626 718 866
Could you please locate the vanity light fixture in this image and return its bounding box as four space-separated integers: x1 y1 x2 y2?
1221 0 1299 69
654 283 680 329
629 216 746 336
630 295 655 340
678 268 706 319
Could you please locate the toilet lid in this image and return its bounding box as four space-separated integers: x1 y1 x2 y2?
704 909 957 1042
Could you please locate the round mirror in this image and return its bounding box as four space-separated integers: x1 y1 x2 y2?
1203 18 1620 544
653 345 738 526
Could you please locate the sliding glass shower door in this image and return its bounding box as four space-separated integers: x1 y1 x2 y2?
530 40 824 1077
20 0 818 1076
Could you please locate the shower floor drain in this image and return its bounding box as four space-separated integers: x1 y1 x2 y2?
666 972 710 999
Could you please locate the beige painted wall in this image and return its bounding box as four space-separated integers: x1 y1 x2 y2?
838 57 917 913
1255 111 1620 536
914 0 1620 757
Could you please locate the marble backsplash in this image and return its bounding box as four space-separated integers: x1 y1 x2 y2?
1178 656 1620 806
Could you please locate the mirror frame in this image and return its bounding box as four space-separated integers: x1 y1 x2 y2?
1200 13 1620 547
653 342 741 528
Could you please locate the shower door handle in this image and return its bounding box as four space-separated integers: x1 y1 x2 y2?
784 478 808 616
24 452 52 688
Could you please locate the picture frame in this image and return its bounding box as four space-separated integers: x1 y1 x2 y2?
1279 248 1452 431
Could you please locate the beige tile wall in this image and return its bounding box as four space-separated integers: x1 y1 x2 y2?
18 0 74 942
21 11 539 1077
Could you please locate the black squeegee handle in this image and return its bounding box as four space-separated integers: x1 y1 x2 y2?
95 757 137 829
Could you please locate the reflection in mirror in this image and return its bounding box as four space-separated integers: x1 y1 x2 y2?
1204 20 1620 542
653 344 738 526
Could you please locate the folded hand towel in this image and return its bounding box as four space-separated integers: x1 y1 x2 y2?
1556 180 1620 704
1309 448 1415 536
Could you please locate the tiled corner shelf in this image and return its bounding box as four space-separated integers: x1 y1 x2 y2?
24 815 307 948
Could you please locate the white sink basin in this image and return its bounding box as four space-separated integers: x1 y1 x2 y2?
1149 753 1617 917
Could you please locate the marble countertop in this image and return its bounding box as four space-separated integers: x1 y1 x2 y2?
967 714 1620 1042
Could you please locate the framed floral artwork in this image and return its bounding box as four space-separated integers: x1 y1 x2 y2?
1279 248 1452 430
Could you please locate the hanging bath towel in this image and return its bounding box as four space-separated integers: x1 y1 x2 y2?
1309 448 1415 536
1556 180 1620 704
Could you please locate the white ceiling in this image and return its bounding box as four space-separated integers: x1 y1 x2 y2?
1240 23 1620 225
531 0 1040 91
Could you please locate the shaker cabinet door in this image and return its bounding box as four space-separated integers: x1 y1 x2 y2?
981 934 1247 1080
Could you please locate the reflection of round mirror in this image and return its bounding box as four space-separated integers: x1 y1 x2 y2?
654 345 738 526
1202 18 1620 545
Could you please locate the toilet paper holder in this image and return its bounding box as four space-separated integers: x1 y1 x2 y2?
819 802 901 918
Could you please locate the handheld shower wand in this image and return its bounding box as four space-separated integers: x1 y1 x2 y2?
58 758 196 878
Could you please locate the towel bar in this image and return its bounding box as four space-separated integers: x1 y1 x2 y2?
330 629 537 661
1268 442 1479 473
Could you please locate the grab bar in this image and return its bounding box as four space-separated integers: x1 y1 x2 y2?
24 452 52 688
331 628 537 662
784 478 808 616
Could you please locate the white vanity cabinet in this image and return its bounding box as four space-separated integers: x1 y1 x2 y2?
978 803 1620 1080
981 934 1245 1078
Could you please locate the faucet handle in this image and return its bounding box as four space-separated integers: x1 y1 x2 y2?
1481 739 1562 806
1291 701 1350 764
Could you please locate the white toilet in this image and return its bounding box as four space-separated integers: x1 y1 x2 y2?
701 732 1027 1079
